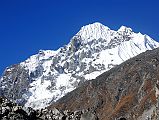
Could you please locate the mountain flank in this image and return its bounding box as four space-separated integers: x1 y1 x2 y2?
49 48 159 120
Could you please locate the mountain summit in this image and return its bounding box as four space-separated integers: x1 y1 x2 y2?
0 22 159 109
76 22 111 42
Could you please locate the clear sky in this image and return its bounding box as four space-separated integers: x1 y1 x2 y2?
0 0 159 75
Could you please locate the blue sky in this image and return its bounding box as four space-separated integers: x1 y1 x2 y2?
0 0 159 75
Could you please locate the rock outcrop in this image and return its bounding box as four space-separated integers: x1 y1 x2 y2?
0 97 98 120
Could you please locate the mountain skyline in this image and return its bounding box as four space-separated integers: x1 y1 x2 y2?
0 0 159 75
1 22 159 109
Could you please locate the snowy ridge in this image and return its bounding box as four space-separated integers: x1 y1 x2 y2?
1 22 159 109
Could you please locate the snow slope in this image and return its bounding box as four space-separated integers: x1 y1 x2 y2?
1 22 159 109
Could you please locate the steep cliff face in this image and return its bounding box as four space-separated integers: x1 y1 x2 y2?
51 48 159 120
0 64 30 105
0 22 159 109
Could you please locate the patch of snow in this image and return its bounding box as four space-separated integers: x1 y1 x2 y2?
85 70 106 80
25 78 53 109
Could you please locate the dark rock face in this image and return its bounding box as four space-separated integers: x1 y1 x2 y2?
49 48 159 120
0 97 29 120
0 65 31 105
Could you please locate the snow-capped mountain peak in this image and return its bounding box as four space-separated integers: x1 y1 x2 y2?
1 22 159 109
76 22 111 42
118 25 133 35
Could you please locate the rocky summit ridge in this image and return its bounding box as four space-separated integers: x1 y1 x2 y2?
0 22 159 109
